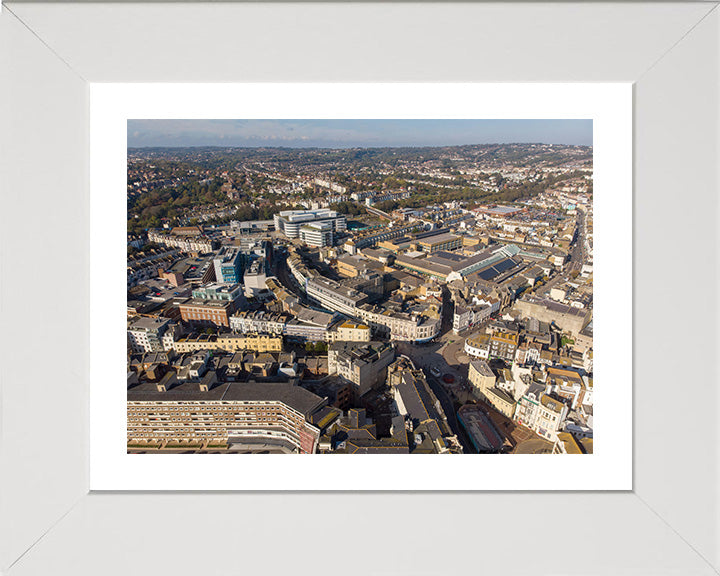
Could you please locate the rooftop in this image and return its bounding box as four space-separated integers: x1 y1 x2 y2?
128 316 172 332
128 381 326 416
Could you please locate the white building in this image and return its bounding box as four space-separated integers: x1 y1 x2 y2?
128 316 173 354
299 220 335 247
464 335 490 359
273 209 346 239
514 383 569 442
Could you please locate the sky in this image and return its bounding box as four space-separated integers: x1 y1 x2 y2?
127 119 593 149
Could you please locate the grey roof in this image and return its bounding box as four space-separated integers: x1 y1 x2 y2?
294 306 335 327
128 316 172 331
396 370 442 424
395 254 453 276
418 232 460 245
128 381 325 416
522 297 588 318
470 360 495 379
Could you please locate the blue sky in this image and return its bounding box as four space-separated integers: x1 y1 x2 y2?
127 119 592 148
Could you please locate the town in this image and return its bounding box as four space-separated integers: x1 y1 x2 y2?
127 142 593 455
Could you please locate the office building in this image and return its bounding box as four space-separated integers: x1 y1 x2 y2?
213 247 243 284
274 209 346 239
178 299 235 328
299 221 335 247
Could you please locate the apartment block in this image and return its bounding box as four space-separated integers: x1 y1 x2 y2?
128 316 173 354
127 382 325 453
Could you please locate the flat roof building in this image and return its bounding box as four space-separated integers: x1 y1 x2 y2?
178 298 235 328
274 209 346 240
127 381 325 453
417 232 462 254
128 316 173 354
213 247 243 284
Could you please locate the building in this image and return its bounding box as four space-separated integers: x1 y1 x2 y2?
514 383 569 442
457 404 506 453
348 222 418 251
464 333 490 359
147 230 216 253
328 341 395 398
213 247 243 284
230 310 289 335
191 283 242 303
468 359 518 418
336 254 384 278
127 381 325 453
395 244 522 283
417 232 462 253
273 209 346 239
243 258 268 297
305 276 368 317
299 220 335 247
178 299 235 328
283 307 338 342
354 303 441 343
328 410 410 454
514 296 591 336
468 359 496 393
167 333 283 354
387 358 461 454
313 178 347 194
286 247 441 343
553 432 586 454
545 366 588 409
452 294 500 333
128 316 173 353
326 321 371 343
489 331 519 362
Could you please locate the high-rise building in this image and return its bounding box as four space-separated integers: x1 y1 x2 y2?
213 247 243 284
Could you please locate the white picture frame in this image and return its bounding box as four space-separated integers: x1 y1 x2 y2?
1 2 718 575
90 82 631 492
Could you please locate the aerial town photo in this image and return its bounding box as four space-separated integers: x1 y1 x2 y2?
126 119 593 455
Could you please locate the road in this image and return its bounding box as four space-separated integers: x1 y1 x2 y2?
567 209 586 273
533 209 587 297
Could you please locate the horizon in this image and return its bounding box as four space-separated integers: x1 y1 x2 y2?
127 119 593 149
128 142 593 151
